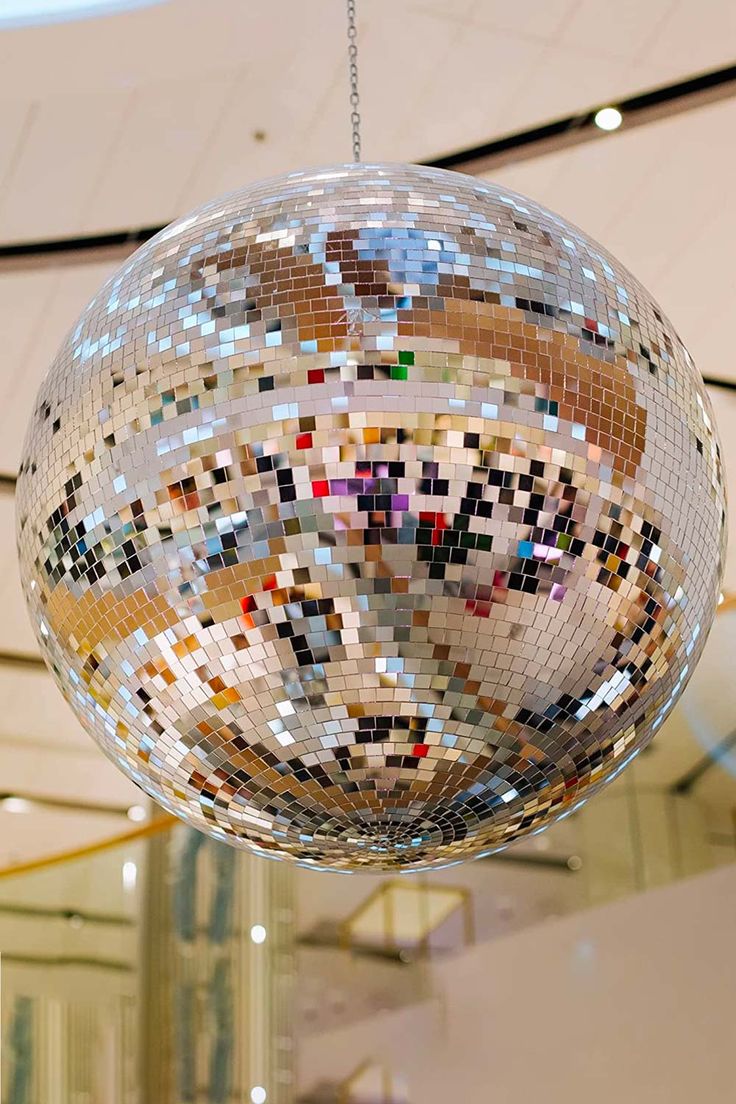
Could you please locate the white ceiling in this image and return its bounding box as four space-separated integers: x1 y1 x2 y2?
0 0 735 239
0 0 734 862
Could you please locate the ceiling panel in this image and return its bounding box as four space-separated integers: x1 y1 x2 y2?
0 730 138 802
0 260 118 472
556 0 675 63
1 1 736 238
635 0 736 76
0 497 37 654
82 76 233 232
0 98 33 193
0 90 132 242
0 666 87 749
0 268 57 456
377 17 551 162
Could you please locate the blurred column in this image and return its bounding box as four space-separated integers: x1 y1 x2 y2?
139 828 295 1104
139 831 174 1104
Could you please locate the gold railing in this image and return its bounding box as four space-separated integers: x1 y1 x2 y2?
0 814 177 881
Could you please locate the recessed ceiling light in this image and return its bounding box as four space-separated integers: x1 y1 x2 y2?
250 924 267 944
0 796 32 814
127 804 147 822
250 1088 267 1104
0 0 165 27
594 106 623 132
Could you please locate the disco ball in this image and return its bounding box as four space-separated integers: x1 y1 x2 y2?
17 163 726 871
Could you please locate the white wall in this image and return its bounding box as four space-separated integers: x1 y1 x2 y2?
300 864 736 1103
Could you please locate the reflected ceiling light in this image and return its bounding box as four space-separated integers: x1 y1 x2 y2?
16 4 726 873
0 0 165 27
594 106 623 131
122 860 137 891
0 796 32 814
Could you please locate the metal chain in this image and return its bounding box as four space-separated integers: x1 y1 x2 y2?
346 0 361 162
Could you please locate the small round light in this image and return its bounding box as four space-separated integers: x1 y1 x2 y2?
576 939 595 962
251 1087 267 1104
594 106 623 132
1 797 32 814
122 860 137 891
127 804 147 822
250 924 267 944
567 854 583 871
718 591 725 606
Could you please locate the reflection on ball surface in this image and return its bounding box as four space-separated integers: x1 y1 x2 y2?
17 164 726 870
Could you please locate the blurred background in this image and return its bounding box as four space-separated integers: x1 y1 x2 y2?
0 2 735 1101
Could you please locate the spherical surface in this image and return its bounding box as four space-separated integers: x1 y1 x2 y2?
17 163 726 871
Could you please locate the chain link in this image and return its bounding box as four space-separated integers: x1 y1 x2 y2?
346 0 361 162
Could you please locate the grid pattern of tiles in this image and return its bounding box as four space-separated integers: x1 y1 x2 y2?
16 163 727 870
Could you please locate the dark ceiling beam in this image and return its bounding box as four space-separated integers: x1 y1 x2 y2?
0 649 47 671
1 953 131 972
1 60 735 274
426 60 736 174
0 226 162 273
0 902 132 926
703 375 736 393
671 728 736 794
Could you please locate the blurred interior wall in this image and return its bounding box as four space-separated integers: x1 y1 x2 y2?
300 864 736 1103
